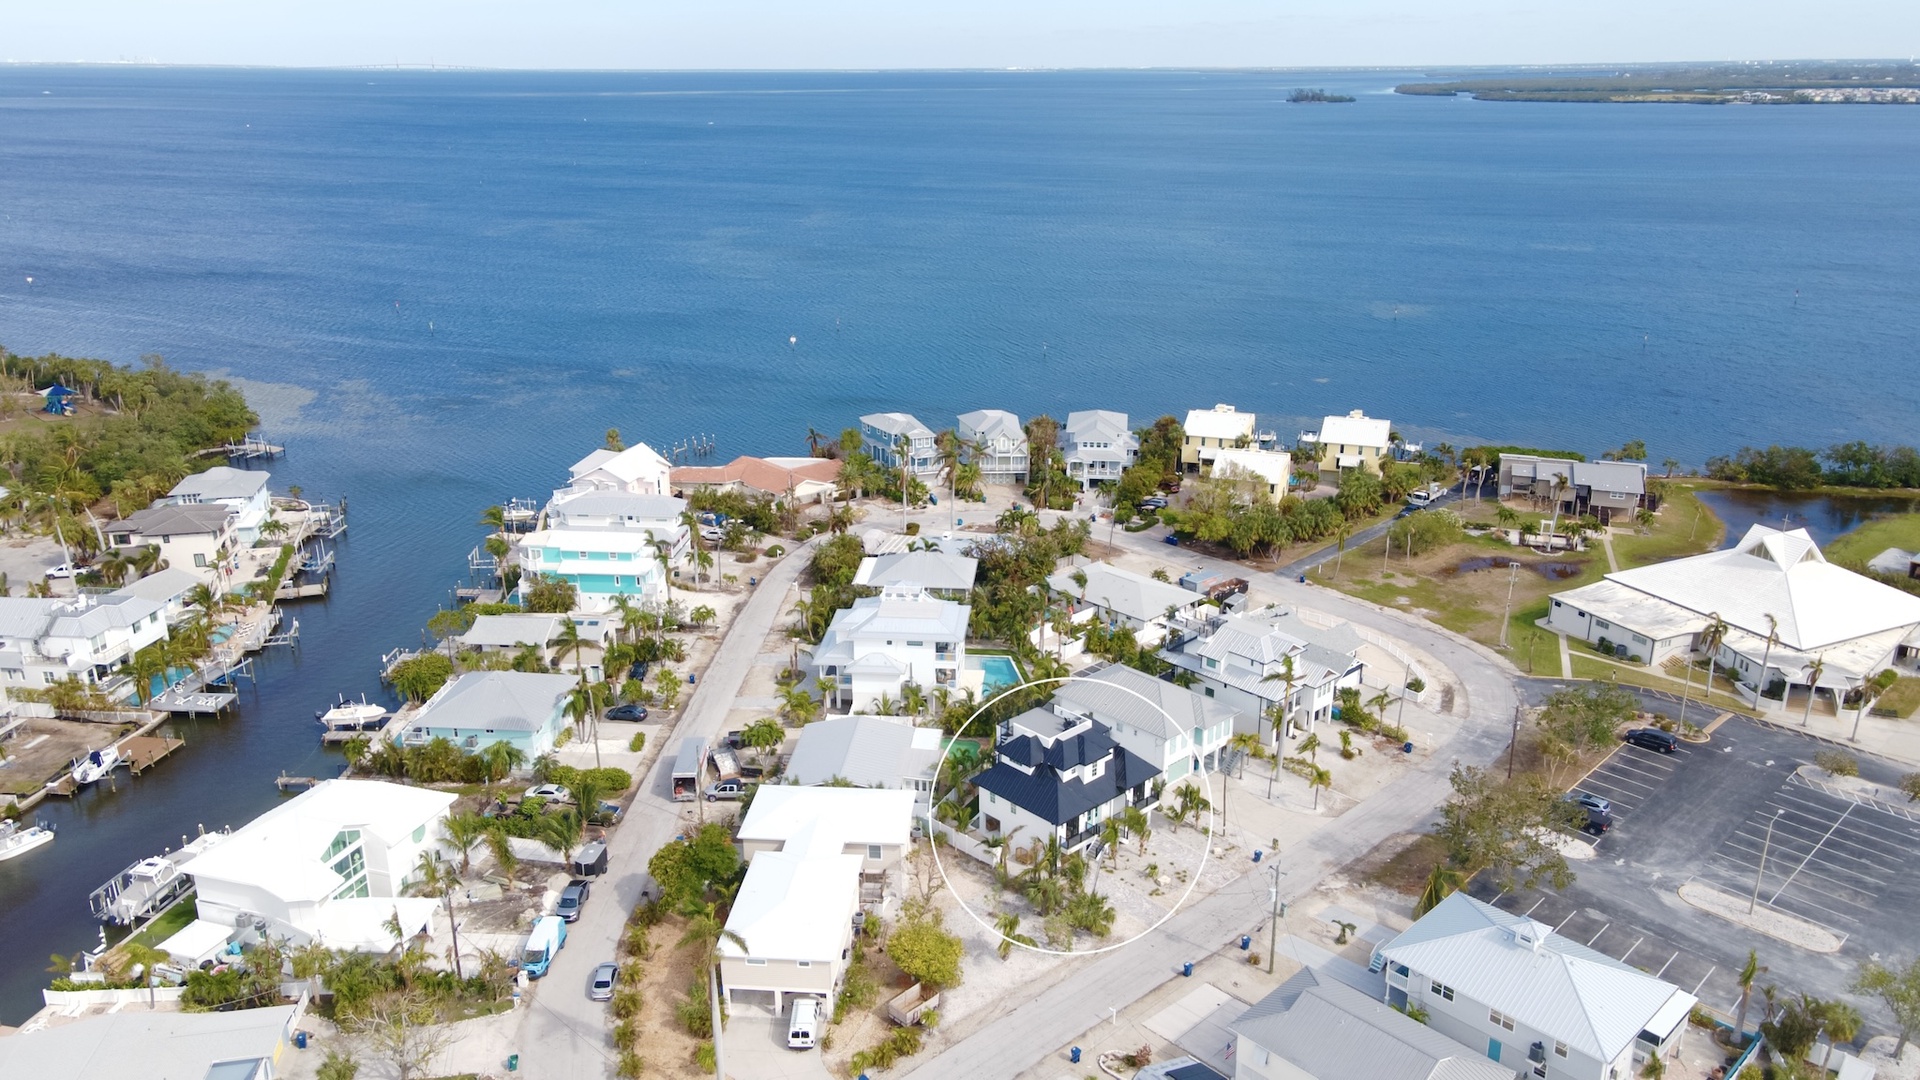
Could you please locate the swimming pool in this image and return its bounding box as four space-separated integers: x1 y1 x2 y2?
966 654 1022 693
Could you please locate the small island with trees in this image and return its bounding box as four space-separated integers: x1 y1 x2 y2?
1288 88 1355 103
1396 61 1920 104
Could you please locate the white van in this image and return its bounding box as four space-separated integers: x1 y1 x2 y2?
787 996 821 1050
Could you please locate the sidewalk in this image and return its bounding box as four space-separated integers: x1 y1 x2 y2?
1744 697 1920 767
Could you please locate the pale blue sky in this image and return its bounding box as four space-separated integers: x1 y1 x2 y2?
4 0 1914 69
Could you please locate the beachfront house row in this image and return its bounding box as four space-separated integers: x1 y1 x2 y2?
158 465 274 543
1210 447 1294 504
860 412 941 478
719 787 916 1013
1378 892 1697 1080
1548 524 1920 715
1233 966 1514 1080
807 586 970 712
669 455 841 505
1498 454 1650 524
785 715 946 814
956 408 1030 482
1062 409 1138 491
1160 607 1366 740
179 779 454 955
517 489 688 613
973 708 1160 855
107 503 238 584
1050 664 1234 787
1045 557 1209 647
395 670 579 758
0 594 169 693
564 442 672 497
1299 409 1393 475
852 549 979 599
1180 404 1258 474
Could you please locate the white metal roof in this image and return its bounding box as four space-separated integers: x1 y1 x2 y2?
861 412 935 439
1233 967 1512 1080
719 847 861 963
0 1004 298 1080
412 670 576 733
737 786 916 852
1065 409 1131 441
1380 893 1695 1061
854 550 980 592
1051 665 1235 742
110 566 204 606
461 613 565 648
1047 559 1200 623
1183 404 1256 440
184 780 454 903
1316 409 1392 450
1211 448 1293 487
569 442 670 485
957 409 1025 443
819 587 970 641
786 715 944 790
1602 525 1920 650
168 465 270 501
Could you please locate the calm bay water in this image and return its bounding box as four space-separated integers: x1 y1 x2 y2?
0 66 1917 1020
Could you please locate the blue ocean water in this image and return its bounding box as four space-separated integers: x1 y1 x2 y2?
0 66 1917 1021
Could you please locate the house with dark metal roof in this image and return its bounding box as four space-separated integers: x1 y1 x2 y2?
972 707 1159 854
1050 664 1234 789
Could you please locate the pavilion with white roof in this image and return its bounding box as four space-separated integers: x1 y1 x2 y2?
1548 524 1920 710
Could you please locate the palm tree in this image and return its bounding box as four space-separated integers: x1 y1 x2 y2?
1119 805 1151 856
444 812 492 873
992 911 1035 959
1066 890 1117 937
478 740 526 784
1226 732 1264 780
479 505 508 533
1699 612 1730 700
116 942 170 1008
1804 655 1826 725
1259 656 1299 749
1734 950 1767 1044
410 850 465 979
1299 759 1332 809
742 717 784 764
1757 614 1780 706
1819 999 1863 1073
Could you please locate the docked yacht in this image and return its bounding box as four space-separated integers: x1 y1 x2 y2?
0 820 55 862
71 747 121 786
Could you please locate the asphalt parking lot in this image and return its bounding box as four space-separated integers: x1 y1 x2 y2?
1476 694 1920 1030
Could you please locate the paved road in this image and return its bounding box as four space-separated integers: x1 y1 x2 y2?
902 509 1521 1080
510 537 818 1080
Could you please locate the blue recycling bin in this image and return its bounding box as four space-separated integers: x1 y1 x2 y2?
1182 961 1194 977
507 1054 519 1072
1070 1047 1082 1064
1252 849 1263 863
688 673 696 683
1403 741 1414 754
294 1031 308 1049
1240 935 1251 950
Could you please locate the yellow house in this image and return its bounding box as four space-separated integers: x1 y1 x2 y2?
1181 404 1258 474
1304 410 1393 475
1210 448 1294 504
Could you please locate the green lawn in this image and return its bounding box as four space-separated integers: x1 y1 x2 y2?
1874 677 1920 719
1827 514 1920 568
123 896 198 951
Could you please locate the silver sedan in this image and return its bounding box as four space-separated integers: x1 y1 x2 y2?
588 962 617 1002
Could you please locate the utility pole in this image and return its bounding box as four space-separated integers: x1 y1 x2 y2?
1507 703 1523 779
1398 663 1411 728
1750 810 1784 914
1266 863 1288 974
1497 561 1518 649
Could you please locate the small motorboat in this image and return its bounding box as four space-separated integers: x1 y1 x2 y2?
0 820 55 862
317 694 389 743
71 747 121 786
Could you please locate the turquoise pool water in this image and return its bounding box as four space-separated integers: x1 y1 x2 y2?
968 654 1021 692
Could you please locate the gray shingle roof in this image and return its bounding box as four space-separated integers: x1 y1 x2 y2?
787 715 941 790
167 466 269 501
1051 665 1234 741
116 503 235 537
1233 967 1511 1080
853 551 980 592
1047 559 1200 623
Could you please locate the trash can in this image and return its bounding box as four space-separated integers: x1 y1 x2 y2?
507 1053 519 1072
294 1031 308 1049
1070 1047 1082 1064
1252 849 1263 863
1239 936 1251 951
1403 741 1414 754
1182 961 1194 977
688 673 696 683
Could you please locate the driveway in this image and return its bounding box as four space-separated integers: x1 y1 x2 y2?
724 1012 833 1080
506 536 819 1079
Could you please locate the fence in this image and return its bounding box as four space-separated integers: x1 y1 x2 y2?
42 985 187 1009
929 819 997 867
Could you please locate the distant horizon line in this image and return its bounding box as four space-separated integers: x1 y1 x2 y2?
2 58 1913 76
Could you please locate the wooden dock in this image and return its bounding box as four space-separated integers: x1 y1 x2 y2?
124 735 185 774
277 579 329 599
275 772 321 792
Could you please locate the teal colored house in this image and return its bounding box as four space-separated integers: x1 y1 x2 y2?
397 671 577 760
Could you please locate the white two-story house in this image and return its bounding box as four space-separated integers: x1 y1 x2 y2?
860 412 940 478
108 503 239 584
158 466 274 544
1050 665 1234 788
517 489 688 613
1181 404 1257 474
956 409 1029 482
1160 607 1366 742
808 586 969 712
972 708 1160 854
1062 410 1138 491
0 594 170 694
563 443 672 496
1378 892 1696 1080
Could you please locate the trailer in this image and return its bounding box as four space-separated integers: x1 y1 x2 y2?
887 982 942 1026
672 737 709 802
709 747 743 784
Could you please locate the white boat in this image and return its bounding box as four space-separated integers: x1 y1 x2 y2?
71 747 121 786
0 820 55 862
316 694 389 743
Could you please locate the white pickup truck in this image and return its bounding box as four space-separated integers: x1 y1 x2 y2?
1405 483 1447 508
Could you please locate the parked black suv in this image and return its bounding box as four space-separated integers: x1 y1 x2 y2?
1623 728 1679 754
1583 808 1615 836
